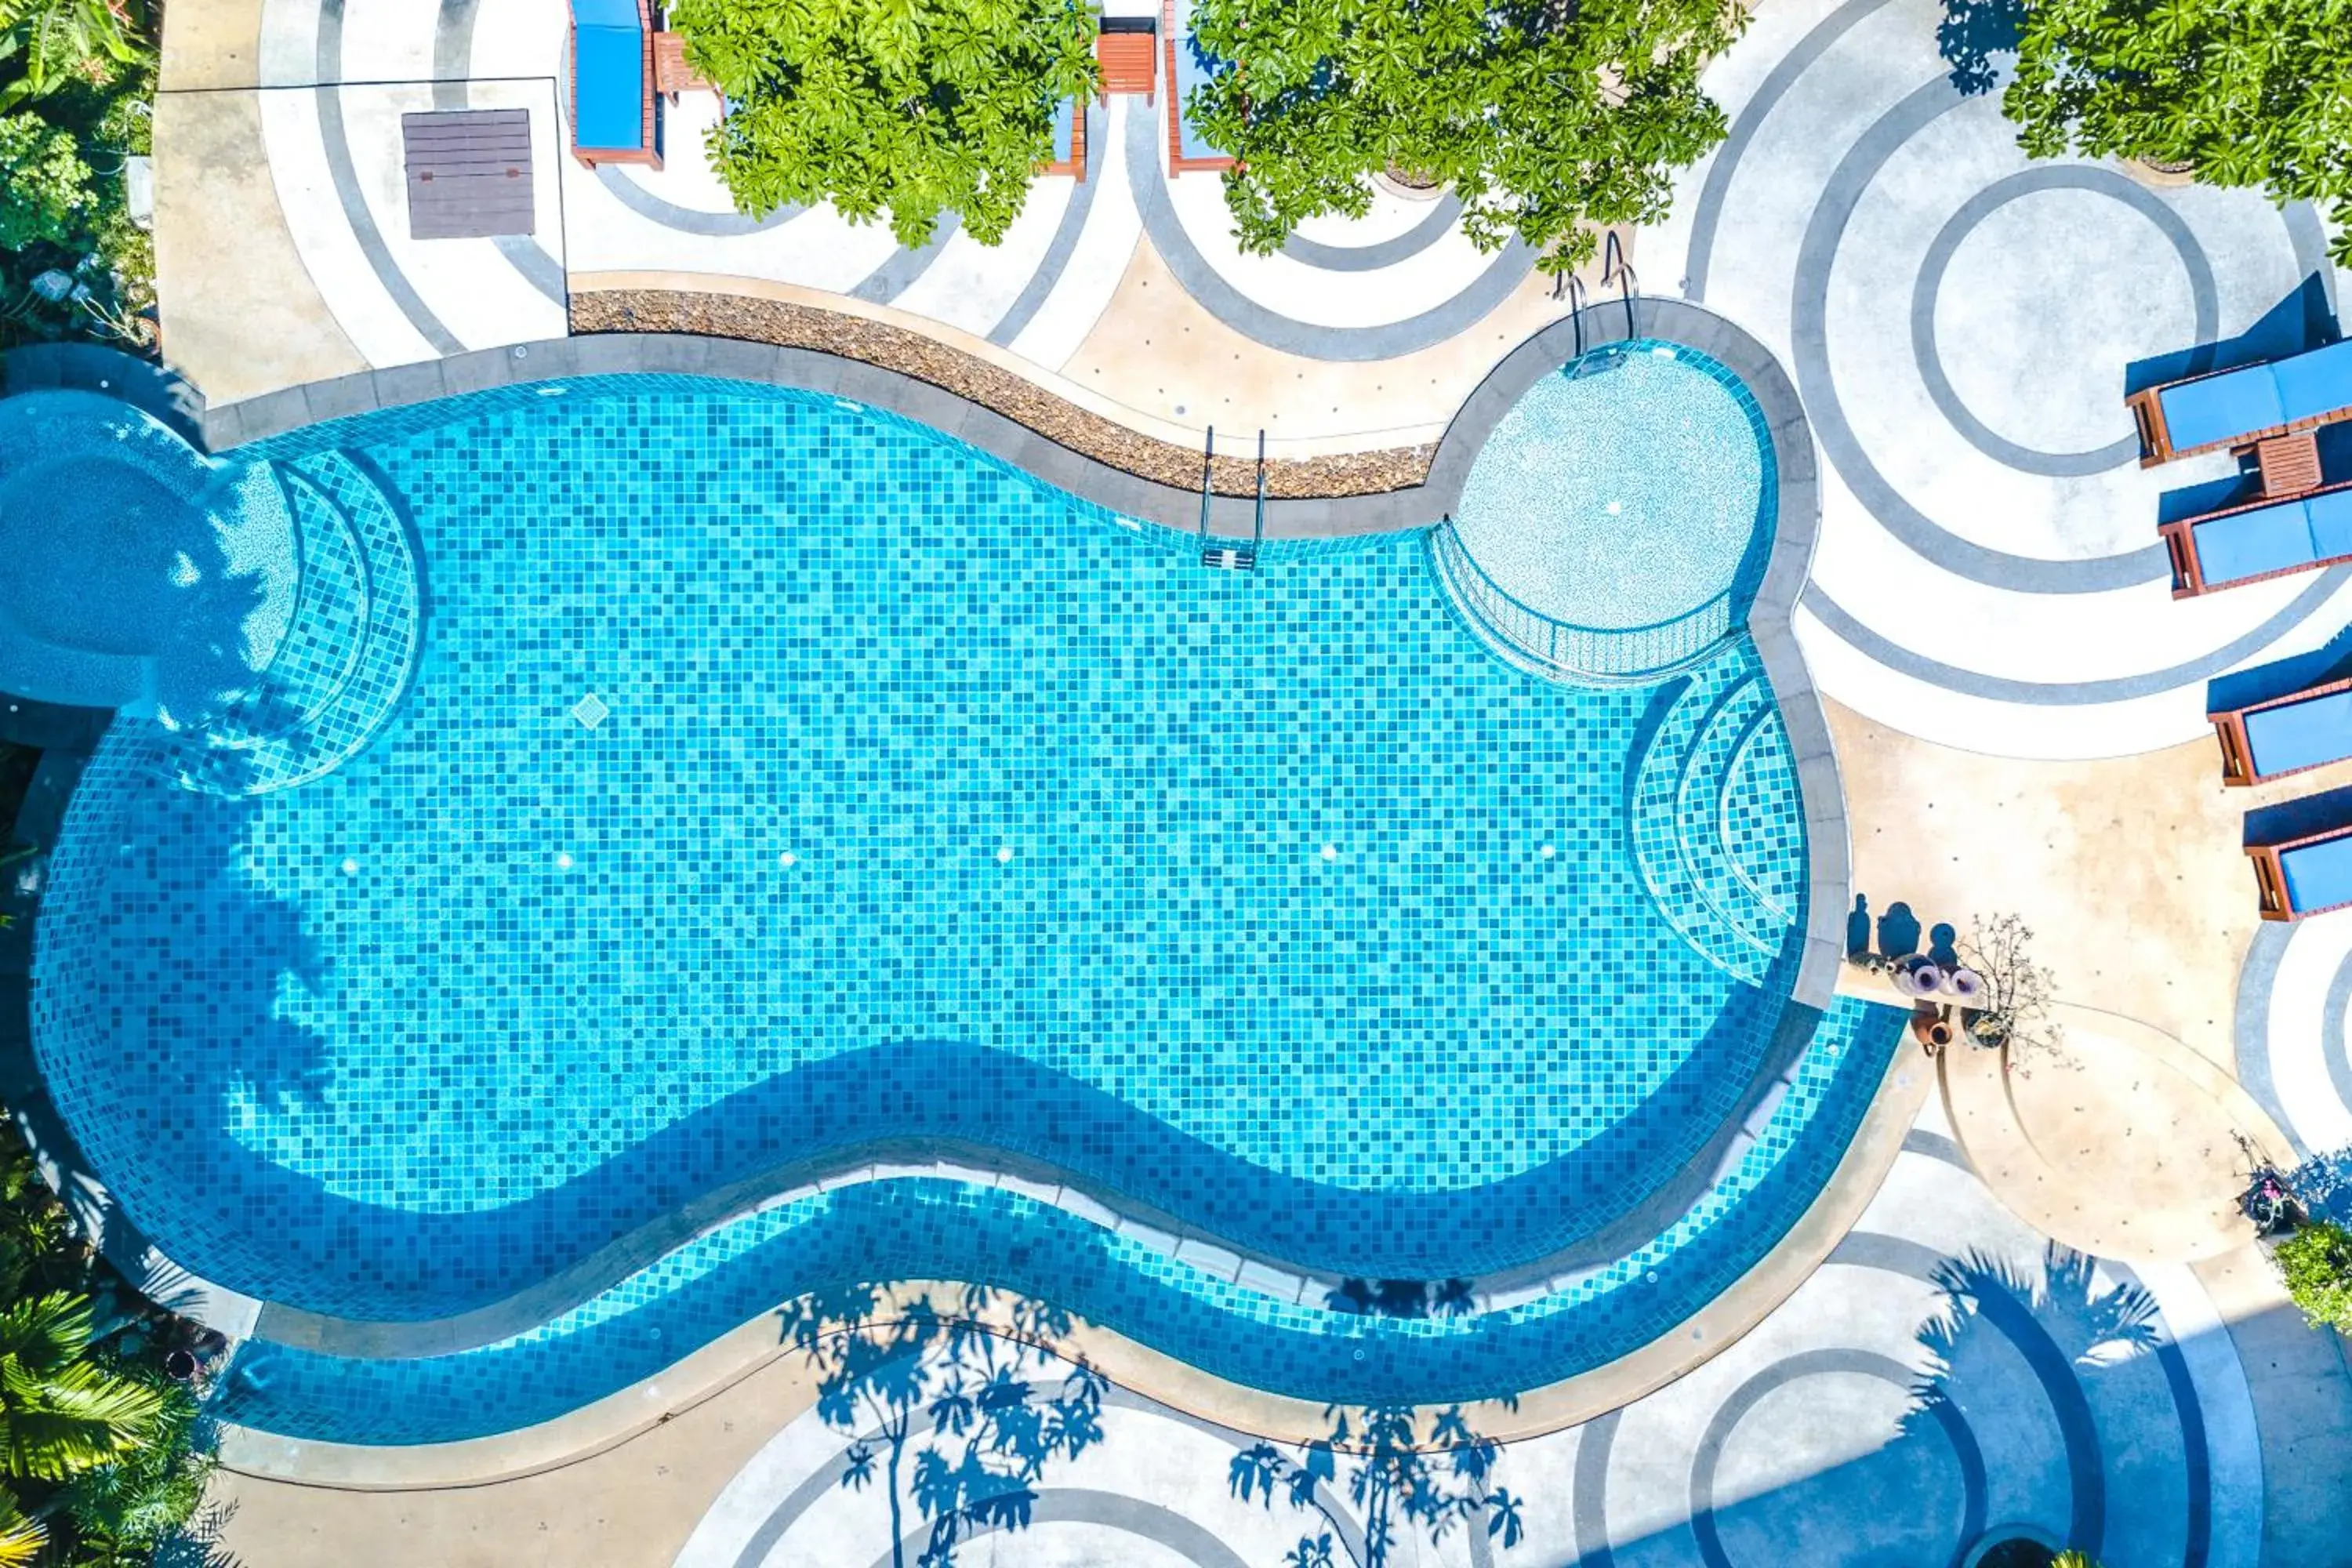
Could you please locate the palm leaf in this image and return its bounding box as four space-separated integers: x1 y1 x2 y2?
0 1485 43 1567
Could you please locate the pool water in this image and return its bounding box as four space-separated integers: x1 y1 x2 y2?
0 391 294 717
23 376 1903 1433
1451 345 1769 633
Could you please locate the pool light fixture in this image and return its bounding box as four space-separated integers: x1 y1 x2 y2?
996 845 1015 863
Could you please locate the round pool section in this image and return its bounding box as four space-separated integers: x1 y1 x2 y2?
24 377 1906 1437
1443 342 1774 684
0 390 296 716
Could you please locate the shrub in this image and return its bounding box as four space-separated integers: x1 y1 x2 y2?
0 112 95 249
2275 1219 2352 1333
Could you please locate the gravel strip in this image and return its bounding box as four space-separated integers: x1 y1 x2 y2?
570 289 1436 499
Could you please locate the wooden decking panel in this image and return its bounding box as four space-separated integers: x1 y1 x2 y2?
404 109 535 240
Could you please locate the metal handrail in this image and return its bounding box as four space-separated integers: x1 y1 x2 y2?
1428 521 1734 686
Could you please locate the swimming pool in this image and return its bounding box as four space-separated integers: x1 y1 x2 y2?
1442 343 1775 683
18 369 1903 1438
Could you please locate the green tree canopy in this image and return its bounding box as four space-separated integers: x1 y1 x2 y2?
1186 0 1740 273
2004 0 2352 260
670 0 1099 249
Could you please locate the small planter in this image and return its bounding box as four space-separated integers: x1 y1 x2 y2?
1373 164 1448 202
2122 156 2197 189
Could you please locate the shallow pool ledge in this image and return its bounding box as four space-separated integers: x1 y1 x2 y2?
210 1050 1932 1483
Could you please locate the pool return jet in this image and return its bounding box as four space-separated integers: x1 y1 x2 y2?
1198 426 1267 570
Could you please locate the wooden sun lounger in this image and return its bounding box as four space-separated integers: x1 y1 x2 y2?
2249 820 2352 921
2159 475 2352 597
570 0 660 169
1044 97 1087 180
1163 0 1233 174
2129 339 2352 466
2212 672 2352 786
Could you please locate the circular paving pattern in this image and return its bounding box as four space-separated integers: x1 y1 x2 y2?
1667 0 2352 757
670 1142 2256 1568
2234 920 2352 1161
1912 170 2216 477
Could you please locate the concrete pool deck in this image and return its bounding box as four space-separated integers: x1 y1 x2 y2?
65 0 2352 1555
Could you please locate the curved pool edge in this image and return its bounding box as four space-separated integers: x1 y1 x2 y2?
243 985 1824 1360
2 297 1853 1421
209 1044 1933 1488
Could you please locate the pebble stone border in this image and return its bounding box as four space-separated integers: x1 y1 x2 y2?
1 307 1855 1403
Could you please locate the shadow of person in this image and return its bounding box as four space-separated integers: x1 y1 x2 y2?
1847 895 1873 958
1877 902 1923 960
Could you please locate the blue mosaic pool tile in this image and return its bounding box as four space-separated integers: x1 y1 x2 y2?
32 381 1824 1324
208 996 1907 1444
1624 644 1795 983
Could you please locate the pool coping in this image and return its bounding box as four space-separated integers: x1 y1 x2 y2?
2 298 1860 1439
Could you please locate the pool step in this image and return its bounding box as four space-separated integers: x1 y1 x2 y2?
165 452 423 795
1628 646 1801 985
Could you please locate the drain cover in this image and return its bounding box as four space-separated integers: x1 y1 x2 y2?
570 694 609 730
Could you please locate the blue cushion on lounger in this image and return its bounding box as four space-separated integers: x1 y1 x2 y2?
2272 338 2352 425
2162 365 2287 454
2283 833 2352 913
1051 96 1076 164
2247 689 2352 778
2194 498 2316 586
572 0 640 25
2307 488 2352 560
1171 0 1225 162
575 24 644 151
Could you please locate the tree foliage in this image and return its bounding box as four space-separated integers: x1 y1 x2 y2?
2004 0 2352 262
0 112 94 250
0 0 152 347
670 0 1098 249
1186 0 1739 272
2274 1218 2352 1334
0 0 143 108
0 1120 215 1566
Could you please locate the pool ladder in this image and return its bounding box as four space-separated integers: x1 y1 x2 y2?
1552 230 1639 351
1197 426 1266 571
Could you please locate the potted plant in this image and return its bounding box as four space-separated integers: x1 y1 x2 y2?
1955 914 2063 1067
